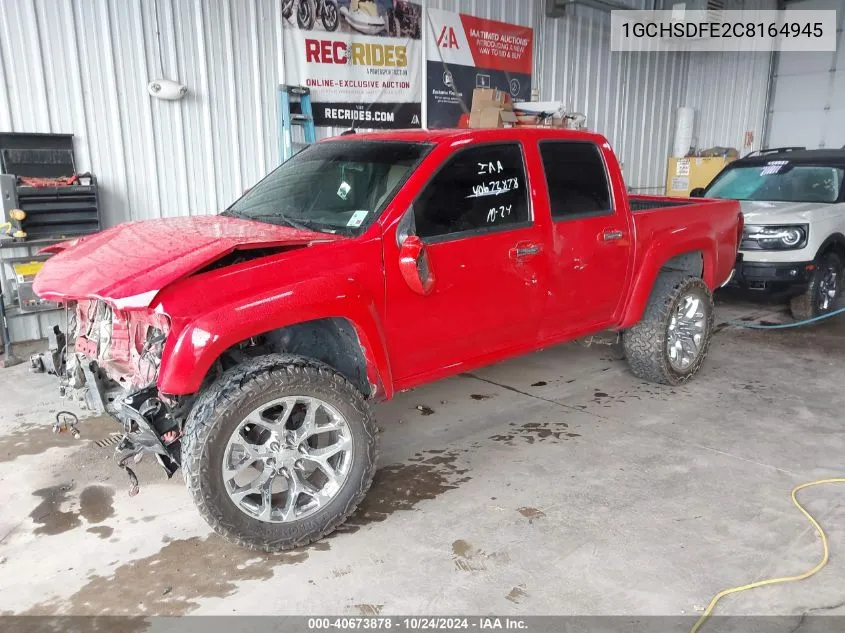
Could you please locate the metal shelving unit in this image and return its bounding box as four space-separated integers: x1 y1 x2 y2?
0 133 102 343
0 238 64 318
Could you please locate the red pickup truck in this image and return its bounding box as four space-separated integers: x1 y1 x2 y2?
34 128 742 551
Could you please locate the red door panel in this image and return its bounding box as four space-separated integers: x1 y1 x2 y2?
382 141 549 384
548 216 631 328
535 140 633 332
385 225 548 384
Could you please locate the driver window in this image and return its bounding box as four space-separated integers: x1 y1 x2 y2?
413 144 529 240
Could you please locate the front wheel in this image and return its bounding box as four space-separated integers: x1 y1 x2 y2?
182 355 377 552
789 252 842 321
321 0 339 31
282 0 294 19
297 0 316 29
623 274 714 385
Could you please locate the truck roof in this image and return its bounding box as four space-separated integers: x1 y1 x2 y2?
322 127 610 146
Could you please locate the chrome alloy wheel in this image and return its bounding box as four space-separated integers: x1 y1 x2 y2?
817 266 839 312
666 293 708 371
222 396 353 523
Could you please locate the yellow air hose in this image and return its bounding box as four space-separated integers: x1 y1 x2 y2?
691 478 845 633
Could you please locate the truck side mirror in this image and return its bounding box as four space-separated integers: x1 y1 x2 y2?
398 235 435 296
396 206 416 247
689 187 706 198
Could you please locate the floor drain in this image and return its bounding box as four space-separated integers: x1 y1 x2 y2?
94 433 123 448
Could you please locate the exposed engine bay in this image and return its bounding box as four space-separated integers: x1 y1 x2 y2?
32 295 366 497
34 299 185 492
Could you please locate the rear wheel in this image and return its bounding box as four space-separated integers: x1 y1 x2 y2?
321 0 339 31
789 252 842 321
623 274 714 385
182 355 377 551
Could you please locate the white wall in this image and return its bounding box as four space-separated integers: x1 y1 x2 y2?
682 0 777 155
537 2 690 192
767 0 845 149
684 51 772 155
0 0 282 227
1 0 283 341
1 0 692 223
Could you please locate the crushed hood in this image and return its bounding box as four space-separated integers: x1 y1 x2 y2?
33 215 341 309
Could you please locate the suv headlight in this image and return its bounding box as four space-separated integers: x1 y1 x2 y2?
741 224 808 251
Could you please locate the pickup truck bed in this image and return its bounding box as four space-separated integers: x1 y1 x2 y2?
622 194 744 330
629 194 700 212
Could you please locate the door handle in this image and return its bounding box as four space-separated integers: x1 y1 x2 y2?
602 230 625 242
510 242 541 259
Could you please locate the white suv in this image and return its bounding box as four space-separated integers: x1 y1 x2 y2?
695 148 845 319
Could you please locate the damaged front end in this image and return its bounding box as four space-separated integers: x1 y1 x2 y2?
36 299 188 492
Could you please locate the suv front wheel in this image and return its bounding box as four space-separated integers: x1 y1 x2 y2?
789 252 842 321
182 354 378 552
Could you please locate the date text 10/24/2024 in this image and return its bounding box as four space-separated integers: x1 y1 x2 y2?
307 617 529 630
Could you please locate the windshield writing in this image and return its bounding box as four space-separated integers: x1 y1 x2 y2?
706 164 843 203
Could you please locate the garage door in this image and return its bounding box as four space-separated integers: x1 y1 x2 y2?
767 0 845 149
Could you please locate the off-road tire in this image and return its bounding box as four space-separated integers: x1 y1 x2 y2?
789 252 842 321
297 0 316 30
182 354 378 552
623 273 714 385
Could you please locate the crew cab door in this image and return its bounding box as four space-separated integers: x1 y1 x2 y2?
384 142 548 385
538 141 632 330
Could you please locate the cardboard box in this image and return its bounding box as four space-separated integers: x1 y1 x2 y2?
471 88 512 112
500 110 518 127
515 114 541 126
473 99 512 112
665 157 733 197
469 107 518 129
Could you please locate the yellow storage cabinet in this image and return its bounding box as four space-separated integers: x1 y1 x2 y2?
665 157 732 197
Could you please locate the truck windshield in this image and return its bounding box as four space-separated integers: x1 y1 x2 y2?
224 140 431 234
706 164 844 203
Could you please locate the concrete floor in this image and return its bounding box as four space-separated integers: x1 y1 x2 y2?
1 295 844 620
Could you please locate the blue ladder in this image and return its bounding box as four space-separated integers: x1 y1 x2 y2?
278 85 317 163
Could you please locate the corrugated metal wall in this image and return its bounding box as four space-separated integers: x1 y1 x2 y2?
536 2 689 192
426 0 688 192
1 0 281 225
683 0 777 154
1 0 282 341
684 51 772 154
0 0 772 341
1 0 686 216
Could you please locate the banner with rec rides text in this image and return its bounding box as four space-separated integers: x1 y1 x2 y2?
282 0 423 129
426 8 534 128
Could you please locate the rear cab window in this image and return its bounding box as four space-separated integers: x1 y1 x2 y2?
413 143 530 241
539 141 613 220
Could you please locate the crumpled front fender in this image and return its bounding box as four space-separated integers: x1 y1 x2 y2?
156 276 393 400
